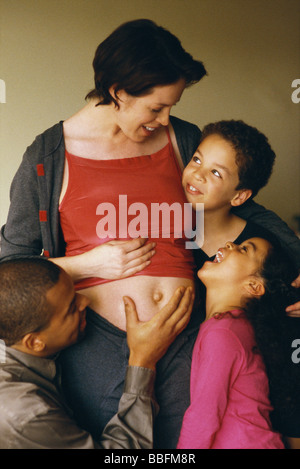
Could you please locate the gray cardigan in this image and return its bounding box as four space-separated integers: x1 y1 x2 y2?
1 116 300 268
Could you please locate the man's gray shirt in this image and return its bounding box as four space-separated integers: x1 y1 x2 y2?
0 345 158 449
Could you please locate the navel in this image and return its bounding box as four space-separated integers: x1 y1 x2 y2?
152 289 164 303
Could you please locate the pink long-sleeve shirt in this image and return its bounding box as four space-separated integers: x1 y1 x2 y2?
177 310 284 449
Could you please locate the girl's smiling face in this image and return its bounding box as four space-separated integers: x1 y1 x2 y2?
198 237 272 289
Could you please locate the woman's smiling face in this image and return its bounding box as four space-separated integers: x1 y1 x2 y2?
113 79 186 143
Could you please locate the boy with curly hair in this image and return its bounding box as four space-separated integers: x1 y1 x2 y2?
183 120 281 265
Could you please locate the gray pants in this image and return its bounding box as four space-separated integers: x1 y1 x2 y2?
59 307 200 449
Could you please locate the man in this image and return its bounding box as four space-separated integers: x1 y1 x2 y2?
0 257 194 449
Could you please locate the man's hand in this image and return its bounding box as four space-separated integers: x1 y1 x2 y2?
124 286 195 370
286 273 300 317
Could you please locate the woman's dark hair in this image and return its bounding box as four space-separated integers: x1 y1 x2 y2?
243 242 300 430
85 19 207 107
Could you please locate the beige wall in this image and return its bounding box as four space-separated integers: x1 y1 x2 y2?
1 0 299 230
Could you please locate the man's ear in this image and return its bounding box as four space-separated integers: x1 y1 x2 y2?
244 277 265 298
231 189 252 207
22 333 46 353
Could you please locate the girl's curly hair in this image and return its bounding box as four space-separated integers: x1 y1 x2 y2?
243 243 300 431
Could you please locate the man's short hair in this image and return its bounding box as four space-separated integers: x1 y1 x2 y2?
0 258 61 346
201 120 276 198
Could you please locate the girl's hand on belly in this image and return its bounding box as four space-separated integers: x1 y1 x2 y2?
69 238 156 281
124 285 195 370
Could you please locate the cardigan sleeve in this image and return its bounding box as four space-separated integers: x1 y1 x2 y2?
0 123 65 261
170 115 201 166
233 199 300 270
0 149 43 260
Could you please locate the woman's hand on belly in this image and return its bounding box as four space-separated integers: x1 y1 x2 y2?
81 276 195 330
124 285 195 370
52 238 156 281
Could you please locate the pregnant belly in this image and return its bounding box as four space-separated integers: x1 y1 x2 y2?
78 275 195 331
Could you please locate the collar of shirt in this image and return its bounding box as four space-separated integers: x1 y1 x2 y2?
4 346 57 381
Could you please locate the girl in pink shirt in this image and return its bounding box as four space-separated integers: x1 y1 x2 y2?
177 237 300 449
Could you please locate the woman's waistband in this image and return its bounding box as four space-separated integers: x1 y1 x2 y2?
86 306 127 338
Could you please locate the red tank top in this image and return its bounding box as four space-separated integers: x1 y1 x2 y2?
59 129 196 289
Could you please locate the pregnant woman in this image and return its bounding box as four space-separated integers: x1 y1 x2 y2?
1 20 206 448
